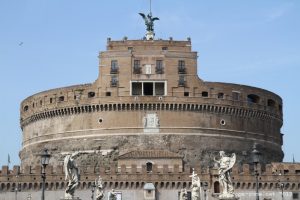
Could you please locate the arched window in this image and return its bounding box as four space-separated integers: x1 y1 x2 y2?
23 105 29 112
247 94 260 104
214 181 220 193
267 99 276 107
58 96 64 102
146 162 153 172
88 92 95 98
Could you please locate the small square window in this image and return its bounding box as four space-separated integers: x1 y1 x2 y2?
293 193 299 199
162 46 168 50
202 91 208 97
106 92 111 96
184 92 189 97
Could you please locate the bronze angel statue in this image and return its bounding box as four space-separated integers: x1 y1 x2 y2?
139 12 159 32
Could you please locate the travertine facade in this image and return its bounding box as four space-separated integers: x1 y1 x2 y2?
20 38 283 169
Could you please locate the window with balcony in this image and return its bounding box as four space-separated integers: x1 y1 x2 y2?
178 60 186 73
156 60 163 74
111 60 118 74
133 60 141 74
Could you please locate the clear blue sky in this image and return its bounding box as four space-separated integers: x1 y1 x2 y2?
0 0 299 166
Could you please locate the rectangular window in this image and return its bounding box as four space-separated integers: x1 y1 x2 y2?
155 82 165 95
156 60 163 74
178 60 185 73
293 193 299 199
111 60 118 74
133 60 141 74
232 91 240 101
131 81 166 96
132 82 142 95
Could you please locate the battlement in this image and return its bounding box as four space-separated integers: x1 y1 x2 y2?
1 163 300 192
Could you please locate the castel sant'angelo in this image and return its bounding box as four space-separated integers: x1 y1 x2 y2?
0 7 300 200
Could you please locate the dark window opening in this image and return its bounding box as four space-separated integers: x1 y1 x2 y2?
106 92 111 96
147 190 152 194
32 103 35 108
23 106 29 112
110 60 118 74
267 99 276 107
293 193 299 199
247 94 260 104
111 76 118 87
144 83 153 96
156 60 163 74
132 82 142 95
232 92 240 101
218 93 224 99
162 46 168 50
155 82 164 95
279 104 283 113
202 91 208 97
50 98 53 104
178 75 185 87
133 60 141 74
178 60 186 73
214 181 220 193
88 92 95 98
146 162 153 172
128 47 133 51
40 100 43 106
58 96 64 102
184 92 189 97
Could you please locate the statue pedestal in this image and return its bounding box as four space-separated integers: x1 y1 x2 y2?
218 195 239 200
146 31 154 40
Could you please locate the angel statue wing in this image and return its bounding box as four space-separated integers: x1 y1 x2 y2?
139 13 146 20
226 153 236 172
64 154 71 180
152 17 159 21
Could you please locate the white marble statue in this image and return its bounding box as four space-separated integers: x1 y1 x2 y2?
179 188 188 200
214 151 237 199
190 168 201 200
109 189 117 200
63 152 82 199
95 176 104 200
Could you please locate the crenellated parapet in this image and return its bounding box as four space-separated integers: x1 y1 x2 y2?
1 162 299 192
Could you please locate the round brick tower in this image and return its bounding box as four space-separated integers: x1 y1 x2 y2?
19 38 283 168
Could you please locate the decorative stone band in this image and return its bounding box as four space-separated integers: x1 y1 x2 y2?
20 102 282 129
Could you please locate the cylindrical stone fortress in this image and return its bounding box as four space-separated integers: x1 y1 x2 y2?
20 39 283 168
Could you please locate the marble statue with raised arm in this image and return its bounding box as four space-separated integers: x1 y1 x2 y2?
214 151 238 199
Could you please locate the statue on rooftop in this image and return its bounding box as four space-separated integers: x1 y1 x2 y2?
214 151 238 199
139 12 159 32
139 12 159 40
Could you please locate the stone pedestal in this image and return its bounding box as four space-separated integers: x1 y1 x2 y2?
218 195 239 200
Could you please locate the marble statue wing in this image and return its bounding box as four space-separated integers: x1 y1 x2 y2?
64 155 71 180
226 153 236 172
